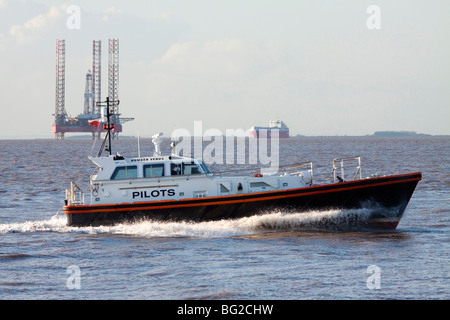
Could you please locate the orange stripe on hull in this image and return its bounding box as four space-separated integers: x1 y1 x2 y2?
63 173 422 215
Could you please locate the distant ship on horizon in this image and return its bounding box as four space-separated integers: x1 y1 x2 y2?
249 119 289 138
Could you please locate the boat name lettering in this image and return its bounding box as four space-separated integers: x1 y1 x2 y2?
131 157 164 162
132 189 176 199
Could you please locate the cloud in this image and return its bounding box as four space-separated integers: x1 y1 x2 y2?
122 38 291 134
158 38 280 77
102 6 122 22
134 34 437 136
0 2 188 60
104 6 122 15
9 5 65 44
1 1 448 137
0 33 4 51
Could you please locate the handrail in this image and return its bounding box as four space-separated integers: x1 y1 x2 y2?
278 161 313 185
65 181 85 205
282 161 313 172
332 156 362 182
211 161 313 177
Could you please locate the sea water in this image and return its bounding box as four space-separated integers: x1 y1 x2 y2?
0 137 448 300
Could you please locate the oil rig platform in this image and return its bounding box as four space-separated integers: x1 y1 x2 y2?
52 39 134 139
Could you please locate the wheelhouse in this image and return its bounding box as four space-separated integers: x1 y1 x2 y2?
91 155 211 182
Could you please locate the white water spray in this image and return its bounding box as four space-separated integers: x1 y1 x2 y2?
0 208 377 238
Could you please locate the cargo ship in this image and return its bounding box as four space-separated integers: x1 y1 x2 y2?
249 120 289 138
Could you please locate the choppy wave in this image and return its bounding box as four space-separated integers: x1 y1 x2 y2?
0 208 375 238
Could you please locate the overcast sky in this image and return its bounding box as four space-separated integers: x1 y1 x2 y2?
0 0 449 138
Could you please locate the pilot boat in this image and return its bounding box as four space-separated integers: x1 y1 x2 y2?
63 100 421 229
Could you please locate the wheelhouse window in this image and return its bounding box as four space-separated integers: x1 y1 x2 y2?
143 164 165 177
110 166 138 180
171 163 182 175
170 162 202 176
183 163 201 175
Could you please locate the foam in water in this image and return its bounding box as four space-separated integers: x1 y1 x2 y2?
0 209 375 238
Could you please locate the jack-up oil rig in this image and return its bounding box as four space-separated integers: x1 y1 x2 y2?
52 39 134 139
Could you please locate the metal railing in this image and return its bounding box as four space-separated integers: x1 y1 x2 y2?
281 161 313 175
210 161 314 181
280 162 313 186
65 181 85 205
332 156 362 183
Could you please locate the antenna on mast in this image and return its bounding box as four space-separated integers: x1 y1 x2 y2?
137 129 141 158
152 132 164 157
96 96 119 157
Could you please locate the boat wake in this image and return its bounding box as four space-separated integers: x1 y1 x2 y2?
0 208 380 238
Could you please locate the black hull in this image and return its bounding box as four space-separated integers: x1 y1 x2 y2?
64 172 421 230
